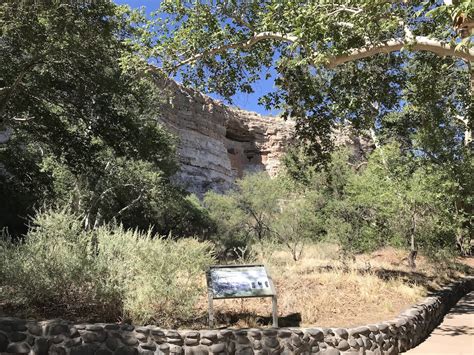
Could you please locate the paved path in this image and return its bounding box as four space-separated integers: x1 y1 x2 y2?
404 291 473 354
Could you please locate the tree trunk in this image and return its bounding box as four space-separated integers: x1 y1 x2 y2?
463 61 473 148
407 209 418 269
408 236 417 270
461 9 473 148
455 228 470 256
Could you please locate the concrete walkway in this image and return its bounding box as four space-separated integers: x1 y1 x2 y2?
404 291 473 354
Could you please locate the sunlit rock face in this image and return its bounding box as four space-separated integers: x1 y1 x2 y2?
157 79 375 196
157 79 295 196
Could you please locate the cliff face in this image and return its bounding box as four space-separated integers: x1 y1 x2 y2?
157 79 374 196
157 80 294 196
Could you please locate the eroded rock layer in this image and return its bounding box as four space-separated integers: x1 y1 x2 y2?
157 79 294 196
157 79 375 196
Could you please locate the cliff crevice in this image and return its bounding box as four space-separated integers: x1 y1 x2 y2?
157 79 294 195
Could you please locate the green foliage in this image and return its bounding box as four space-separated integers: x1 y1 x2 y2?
344 143 466 256
93 224 213 325
256 137 473 258
204 173 283 255
204 172 320 260
147 1 472 161
282 145 319 185
36 149 213 236
205 144 470 260
283 144 471 257
0 209 214 325
273 194 322 261
1 209 99 308
0 1 212 236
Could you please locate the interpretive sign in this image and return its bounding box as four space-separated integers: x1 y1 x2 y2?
206 264 278 327
208 265 275 298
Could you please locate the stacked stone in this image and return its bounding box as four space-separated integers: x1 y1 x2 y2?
0 277 472 354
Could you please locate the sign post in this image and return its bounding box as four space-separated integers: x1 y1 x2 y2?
206 264 278 328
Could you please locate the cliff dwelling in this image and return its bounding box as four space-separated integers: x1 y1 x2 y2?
157 78 373 196
157 79 294 196
225 121 265 179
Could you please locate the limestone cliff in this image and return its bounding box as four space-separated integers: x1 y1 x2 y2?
157 79 294 196
157 79 374 196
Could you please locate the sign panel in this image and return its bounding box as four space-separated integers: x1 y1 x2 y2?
207 265 275 299
206 264 278 327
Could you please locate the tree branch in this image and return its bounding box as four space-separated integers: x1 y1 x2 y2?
454 114 469 126
348 161 368 171
327 36 474 68
220 7 254 31
89 183 135 212
170 32 298 72
327 6 363 16
115 191 143 218
171 33 474 72
0 58 44 122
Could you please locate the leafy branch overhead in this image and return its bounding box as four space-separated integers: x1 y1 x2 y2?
151 1 473 94
146 0 473 159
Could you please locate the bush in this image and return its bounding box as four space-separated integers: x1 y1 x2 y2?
1 209 214 325
93 225 214 325
204 173 321 261
2 209 95 307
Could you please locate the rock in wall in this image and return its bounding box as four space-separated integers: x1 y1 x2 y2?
0 277 471 354
156 79 295 196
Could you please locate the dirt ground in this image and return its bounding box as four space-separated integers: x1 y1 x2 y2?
191 246 473 329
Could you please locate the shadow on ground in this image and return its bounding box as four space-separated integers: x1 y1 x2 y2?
445 291 474 316
372 269 438 292
435 324 473 336
314 265 439 292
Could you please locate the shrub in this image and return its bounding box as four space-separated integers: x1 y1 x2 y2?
0 209 214 325
204 173 322 261
2 209 95 307
93 225 214 325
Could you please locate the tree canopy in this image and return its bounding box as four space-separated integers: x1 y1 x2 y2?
147 0 472 159
0 0 471 256
0 1 212 236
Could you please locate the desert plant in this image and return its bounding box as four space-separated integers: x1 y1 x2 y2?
1 209 96 306
0 209 214 325
93 225 214 325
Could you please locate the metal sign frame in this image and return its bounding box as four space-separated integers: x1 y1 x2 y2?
206 264 278 328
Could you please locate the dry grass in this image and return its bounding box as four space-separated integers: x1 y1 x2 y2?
2 241 470 329
194 244 471 329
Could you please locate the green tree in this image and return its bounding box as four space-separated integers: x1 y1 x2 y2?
0 1 211 236
204 172 320 261
149 0 473 156
283 144 470 261
204 173 284 256
343 143 466 263
273 193 322 261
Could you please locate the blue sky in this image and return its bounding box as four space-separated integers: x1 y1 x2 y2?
114 0 278 115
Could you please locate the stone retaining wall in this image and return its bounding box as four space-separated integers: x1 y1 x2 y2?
0 277 472 355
